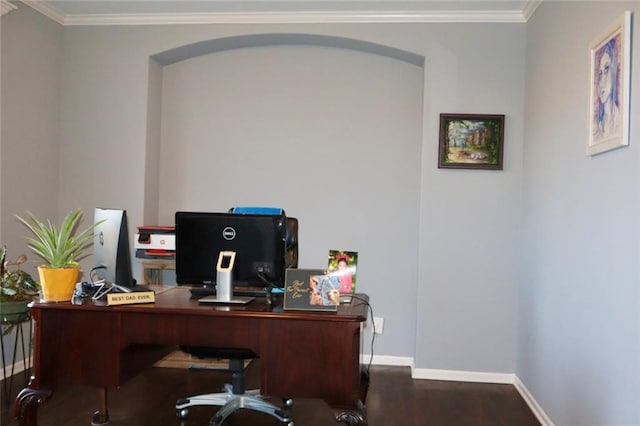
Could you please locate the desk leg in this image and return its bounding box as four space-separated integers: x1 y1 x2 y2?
91 387 109 425
332 368 370 425
333 400 367 425
14 379 52 426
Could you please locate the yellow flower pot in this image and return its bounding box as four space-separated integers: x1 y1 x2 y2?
37 266 79 302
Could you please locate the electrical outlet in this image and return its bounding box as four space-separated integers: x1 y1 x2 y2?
373 317 384 334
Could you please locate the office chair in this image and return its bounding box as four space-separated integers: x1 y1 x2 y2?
175 347 294 425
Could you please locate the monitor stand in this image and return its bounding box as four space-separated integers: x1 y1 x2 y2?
197 295 255 305
201 251 253 304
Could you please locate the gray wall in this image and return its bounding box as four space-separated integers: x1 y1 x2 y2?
1 5 61 270
521 2 640 425
5 0 526 414
417 26 525 373
46 21 526 367
0 4 62 377
6 3 640 424
158 43 423 358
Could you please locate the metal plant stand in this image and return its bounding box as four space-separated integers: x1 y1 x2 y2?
1 311 33 407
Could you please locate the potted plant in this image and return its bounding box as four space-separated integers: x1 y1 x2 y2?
0 246 39 321
15 209 99 302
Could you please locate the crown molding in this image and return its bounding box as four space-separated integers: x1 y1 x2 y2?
1 0 17 17
20 1 537 26
522 0 543 21
20 0 65 24
65 10 529 26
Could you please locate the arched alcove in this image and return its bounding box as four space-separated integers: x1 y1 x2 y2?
151 33 424 67
145 32 426 225
144 34 424 357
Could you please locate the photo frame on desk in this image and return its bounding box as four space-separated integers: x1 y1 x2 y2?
283 268 338 312
327 249 358 303
327 250 358 291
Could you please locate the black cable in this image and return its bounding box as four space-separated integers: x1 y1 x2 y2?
89 265 106 284
256 270 274 289
255 271 280 304
350 294 375 376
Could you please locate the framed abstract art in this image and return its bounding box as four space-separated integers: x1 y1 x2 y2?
587 11 632 156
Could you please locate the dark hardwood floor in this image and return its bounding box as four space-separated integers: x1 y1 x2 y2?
1 363 540 425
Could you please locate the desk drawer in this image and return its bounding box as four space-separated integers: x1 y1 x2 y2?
186 316 259 351
121 313 186 344
120 312 259 351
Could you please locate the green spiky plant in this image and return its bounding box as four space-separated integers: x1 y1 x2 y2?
15 209 100 269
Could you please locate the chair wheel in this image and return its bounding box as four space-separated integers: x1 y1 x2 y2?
282 421 294 426
282 397 293 408
176 408 189 419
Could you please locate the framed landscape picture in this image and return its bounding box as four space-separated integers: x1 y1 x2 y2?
438 113 505 170
587 11 632 156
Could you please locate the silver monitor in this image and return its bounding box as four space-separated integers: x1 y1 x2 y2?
93 208 135 293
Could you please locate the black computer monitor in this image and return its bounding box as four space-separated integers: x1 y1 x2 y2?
175 211 288 288
93 207 136 289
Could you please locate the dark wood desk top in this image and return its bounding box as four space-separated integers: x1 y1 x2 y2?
31 285 369 323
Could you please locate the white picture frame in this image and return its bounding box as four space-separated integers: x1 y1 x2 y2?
587 11 632 156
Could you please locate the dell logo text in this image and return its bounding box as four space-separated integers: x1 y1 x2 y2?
222 227 236 241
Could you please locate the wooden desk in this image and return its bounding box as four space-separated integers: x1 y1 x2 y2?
14 287 369 425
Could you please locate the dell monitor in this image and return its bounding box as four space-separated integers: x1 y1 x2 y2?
93 208 136 291
175 211 288 289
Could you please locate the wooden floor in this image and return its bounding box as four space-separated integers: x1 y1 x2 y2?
1 363 540 425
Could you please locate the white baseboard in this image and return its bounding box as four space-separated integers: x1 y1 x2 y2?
363 354 552 426
0 358 30 381
412 367 515 384
362 354 414 367
513 376 554 426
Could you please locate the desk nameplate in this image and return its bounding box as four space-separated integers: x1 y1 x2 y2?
106 291 155 306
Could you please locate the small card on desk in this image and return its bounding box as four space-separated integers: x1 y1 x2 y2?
283 268 338 312
106 291 155 306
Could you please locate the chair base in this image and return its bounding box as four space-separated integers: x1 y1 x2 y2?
176 384 293 426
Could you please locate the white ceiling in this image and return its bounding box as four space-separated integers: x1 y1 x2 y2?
17 0 542 25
